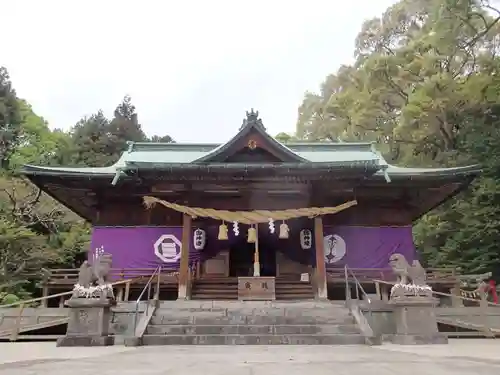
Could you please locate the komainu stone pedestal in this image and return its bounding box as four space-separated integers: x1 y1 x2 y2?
57 298 115 347
390 296 448 345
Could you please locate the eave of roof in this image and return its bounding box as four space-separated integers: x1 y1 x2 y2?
374 164 482 179
124 159 382 172
22 164 116 176
21 161 482 181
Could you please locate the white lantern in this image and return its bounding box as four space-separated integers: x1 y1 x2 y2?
300 229 312 250
193 228 206 250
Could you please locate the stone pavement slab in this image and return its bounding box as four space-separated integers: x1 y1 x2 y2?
0 340 499 374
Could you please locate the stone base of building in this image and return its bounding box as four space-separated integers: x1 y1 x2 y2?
389 295 448 345
57 335 114 347
123 337 142 347
57 297 115 347
390 333 448 345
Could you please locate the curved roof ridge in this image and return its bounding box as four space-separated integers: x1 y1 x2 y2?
193 110 307 163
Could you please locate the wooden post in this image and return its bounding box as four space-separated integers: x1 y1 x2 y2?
41 286 49 307
314 217 328 300
10 303 25 342
117 286 124 302
381 286 389 302
253 224 260 277
124 280 131 302
178 214 192 300
450 285 464 307
375 281 381 301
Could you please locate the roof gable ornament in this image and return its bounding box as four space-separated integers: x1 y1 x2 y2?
240 108 266 131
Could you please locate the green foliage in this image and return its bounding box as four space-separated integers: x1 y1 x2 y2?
296 0 500 277
0 68 174 300
275 132 300 144
0 293 20 305
69 96 174 167
0 67 22 170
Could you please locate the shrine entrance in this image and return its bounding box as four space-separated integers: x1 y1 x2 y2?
229 234 277 277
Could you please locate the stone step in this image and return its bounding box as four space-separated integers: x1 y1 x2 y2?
190 296 238 300
151 314 353 325
157 300 346 307
276 289 314 294
157 301 349 310
275 286 313 291
146 324 360 335
276 295 314 300
191 287 236 290
140 333 366 345
191 290 238 295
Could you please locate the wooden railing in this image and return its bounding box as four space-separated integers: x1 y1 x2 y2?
39 267 182 306
327 267 459 284
43 267 180 285
0 277 144 341
372 279 500 338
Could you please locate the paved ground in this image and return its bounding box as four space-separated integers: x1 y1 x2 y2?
0 340 499 374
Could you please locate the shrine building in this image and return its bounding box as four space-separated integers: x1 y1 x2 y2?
21 110 480 301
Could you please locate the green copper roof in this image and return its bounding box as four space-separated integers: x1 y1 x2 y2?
20 110 482 182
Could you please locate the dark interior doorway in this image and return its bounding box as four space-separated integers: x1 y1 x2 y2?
229 235 277 277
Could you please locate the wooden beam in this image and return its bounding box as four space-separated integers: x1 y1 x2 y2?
314 217 328 300
177 214 192 300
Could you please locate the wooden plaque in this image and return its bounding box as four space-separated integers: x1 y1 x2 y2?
238 277 276 301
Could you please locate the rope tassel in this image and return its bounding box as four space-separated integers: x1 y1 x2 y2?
218 221 228 240
279 221 289 239
247 226 257 243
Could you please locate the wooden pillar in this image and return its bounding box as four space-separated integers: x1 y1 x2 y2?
375 281 381 301
314 217 328 300
124 280 131 302
178 214 192 300
450 285 464 307
253 224 260 277
41 286 49 307
117 286 124 302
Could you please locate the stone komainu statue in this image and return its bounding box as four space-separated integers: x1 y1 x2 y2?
388 253 432 298
92 253 113 286
73 253 114 299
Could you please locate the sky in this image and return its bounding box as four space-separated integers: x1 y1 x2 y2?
2 0 398 143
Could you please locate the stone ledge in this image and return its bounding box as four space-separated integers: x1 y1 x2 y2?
364 335 383 346
124 337 143 347
140 334 367 345
389 334 448 345
56 335 114 347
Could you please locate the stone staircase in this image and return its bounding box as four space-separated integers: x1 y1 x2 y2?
275 278 314 300
191 277 238 300
191 277 314 300
136 300 371 345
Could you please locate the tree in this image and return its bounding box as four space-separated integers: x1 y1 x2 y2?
70 96 151 167
9 100 72 169
296 0 500 276
297 0 500 164
0 67 22 170
275 132 299 144
70 111 112 167
150 135 175 143
107 95 147 149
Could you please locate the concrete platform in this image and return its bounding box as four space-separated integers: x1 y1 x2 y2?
0 340 499 374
